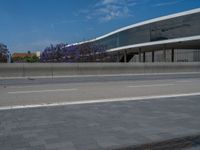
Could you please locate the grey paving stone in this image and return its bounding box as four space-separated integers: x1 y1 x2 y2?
185 146 200 150
0 95 200 149
45 141 76 150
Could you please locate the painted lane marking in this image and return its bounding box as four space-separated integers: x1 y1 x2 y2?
176 80 194 83
128 84 175 88
1 92 200 110
8 88 77 94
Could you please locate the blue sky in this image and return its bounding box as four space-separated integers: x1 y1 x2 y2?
0 0 200 52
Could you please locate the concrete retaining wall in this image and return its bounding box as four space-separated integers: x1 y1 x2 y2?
0 63 200 78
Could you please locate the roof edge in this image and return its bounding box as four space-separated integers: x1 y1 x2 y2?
69 8 200 47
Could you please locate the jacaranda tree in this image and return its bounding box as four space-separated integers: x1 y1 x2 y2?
0 43 9 63
40 42 116 63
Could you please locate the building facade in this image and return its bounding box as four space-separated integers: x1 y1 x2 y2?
12 52 39 63
72 8 200 62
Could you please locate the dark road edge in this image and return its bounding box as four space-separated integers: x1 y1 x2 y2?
109 134 200 150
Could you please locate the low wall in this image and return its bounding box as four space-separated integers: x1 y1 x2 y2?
0 63 200 78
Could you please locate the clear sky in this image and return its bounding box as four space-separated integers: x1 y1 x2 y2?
0 0 200 52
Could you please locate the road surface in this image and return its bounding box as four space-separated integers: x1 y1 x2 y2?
0 73 200 107
0 73 200 150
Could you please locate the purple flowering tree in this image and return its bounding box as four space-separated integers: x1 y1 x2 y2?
0 43 9 63
40 42 116 63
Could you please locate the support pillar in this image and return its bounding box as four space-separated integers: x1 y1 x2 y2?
124 50 127 63
116 52 120 62
163 49 167 62
152 51 155 62
143 52 146 63
171 49 174 62
139 48 142 63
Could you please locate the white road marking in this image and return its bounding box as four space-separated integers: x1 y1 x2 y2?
8 88 77 94
1 92 200 110
176 80 193 83
128 84 175 88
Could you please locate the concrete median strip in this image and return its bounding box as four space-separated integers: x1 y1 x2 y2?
1 92 200 111
8 88 78 94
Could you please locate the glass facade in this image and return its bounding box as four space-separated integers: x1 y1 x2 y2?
91 12 200 51
51 10 199 63
130 49 200 62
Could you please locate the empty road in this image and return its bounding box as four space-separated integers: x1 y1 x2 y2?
0 72 200 150
0 73 200 108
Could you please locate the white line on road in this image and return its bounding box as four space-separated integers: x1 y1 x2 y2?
128 84 175 88
8 88 78 94
176 80 193 83
1 92 200 110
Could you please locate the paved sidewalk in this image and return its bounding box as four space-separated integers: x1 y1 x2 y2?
0 96 200 150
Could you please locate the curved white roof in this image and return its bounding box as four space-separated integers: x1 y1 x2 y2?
69 8 200 47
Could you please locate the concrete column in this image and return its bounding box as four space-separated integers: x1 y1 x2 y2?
152 51 155 62
93 50 96 62
163 49 167 62
124 50 127 63
171 49 174 62
117 33 120 47
139 48 142 62
116 52 120 62
143 52 146 63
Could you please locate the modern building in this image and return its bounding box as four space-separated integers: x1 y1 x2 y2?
36 51 41 58
72 8 200 62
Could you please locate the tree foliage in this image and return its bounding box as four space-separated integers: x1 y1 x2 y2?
40 42 116 63
0 43 9 63
13 55 39 63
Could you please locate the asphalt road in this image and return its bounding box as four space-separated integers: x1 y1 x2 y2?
1 72 200 86
0 73 200 107
0 73 200 150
